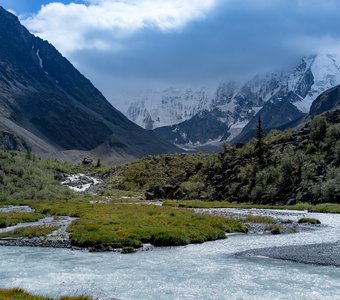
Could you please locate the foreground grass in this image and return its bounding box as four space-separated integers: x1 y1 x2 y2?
0 226 59 239
9 199 248 248
163 200 340 213
0 212 43 228
0 288 90 300
1 195 336 249
69 205 248 248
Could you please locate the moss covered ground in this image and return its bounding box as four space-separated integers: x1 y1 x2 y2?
0 212 43 228
0 197 247 248
0 225 59 239
29 200 247 248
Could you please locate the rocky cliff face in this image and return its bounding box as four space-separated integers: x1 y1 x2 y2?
0 7 179 161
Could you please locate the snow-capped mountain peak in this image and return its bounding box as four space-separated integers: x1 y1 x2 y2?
290 53 340 112
115 53 340 149
115 87 213 129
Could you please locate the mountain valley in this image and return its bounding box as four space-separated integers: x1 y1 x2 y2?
117 54 340 149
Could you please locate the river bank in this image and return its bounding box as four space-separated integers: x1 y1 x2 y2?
0 208 339 299
0 205 338 268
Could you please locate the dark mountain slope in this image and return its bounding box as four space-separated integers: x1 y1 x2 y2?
154 109 229 147
0 7 178 159
232 93 306 144
310 85 340 115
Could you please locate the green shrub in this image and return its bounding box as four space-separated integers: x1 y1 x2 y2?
266 225 281 234
297 218 321 224
121 246 136 254
0 150 81 201
180 178 205 199
310 115 327 143
150 231 190 246
264 129 293 145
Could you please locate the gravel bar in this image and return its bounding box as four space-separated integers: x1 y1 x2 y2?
236 242 340 267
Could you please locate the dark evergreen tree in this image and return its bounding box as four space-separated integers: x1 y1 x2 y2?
96 158 101 168
255 117 265 165
25 147 32 160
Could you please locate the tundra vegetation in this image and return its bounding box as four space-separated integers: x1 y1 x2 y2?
24 200 247 248
145 113 340 206
0 225 60 239
0 212 43 228
0 113 338 250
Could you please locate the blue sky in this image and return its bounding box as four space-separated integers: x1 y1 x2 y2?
0 0 83 14
1 0 340 103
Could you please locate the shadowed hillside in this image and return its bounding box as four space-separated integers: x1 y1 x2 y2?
0 6 179 163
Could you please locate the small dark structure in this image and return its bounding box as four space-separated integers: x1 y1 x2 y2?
82 157 93 165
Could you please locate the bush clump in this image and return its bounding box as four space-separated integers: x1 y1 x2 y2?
0 150 82 201
266 225 281 235
297 217 321 224
150 231 190 247
121 246 136 254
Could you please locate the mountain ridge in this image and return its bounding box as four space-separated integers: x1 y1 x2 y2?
118 53 340 149
0 6 179 162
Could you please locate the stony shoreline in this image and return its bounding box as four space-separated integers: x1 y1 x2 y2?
0 237 74 249
236 242 340 267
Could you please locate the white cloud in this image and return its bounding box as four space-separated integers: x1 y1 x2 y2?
286 35 340 57
22 0 218 54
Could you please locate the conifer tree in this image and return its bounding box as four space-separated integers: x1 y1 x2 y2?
96 158 101 168
255 117 264 164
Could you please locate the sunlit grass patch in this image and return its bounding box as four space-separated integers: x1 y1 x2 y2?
14 200 247 249
0 212 43 228
0 225 59 239
67 204 248 248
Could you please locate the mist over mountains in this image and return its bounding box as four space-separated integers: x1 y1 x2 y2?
117 54 340 149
